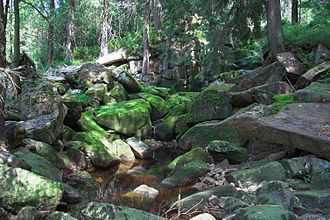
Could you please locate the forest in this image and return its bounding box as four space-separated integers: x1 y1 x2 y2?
0 0 330 219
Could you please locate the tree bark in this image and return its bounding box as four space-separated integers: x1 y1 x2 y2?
0 1 5 67
266 0 285 57
13 0 20 67
291 0 298 25
0 73 6 145
65 0 74 61
142 0 151 75
154 0 163 33
99 0 109 58
47 0 55 67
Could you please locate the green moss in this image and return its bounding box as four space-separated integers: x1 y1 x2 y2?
78 111 108 137
135 93 170 121
168 147 210 170
272 94 294 112
141 85 170 99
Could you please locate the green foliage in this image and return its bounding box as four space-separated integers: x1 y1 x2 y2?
272 94 294 112
108 31 143 55
284 23 330 48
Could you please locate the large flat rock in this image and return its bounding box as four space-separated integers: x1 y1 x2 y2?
234 103 330 160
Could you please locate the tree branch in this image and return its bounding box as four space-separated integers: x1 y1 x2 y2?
21 0 49 22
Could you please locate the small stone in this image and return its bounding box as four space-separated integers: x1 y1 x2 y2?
189 213 216 220
133 185 159 199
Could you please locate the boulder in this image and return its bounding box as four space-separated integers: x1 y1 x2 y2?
207 140 247 163
97 48 129 66
136 93 170 121
154 104 187 140
85 83 108 102
293 82 330 103
315 43 330 63
295 61 330 89
76 63 113 88
234 103 330 160
0 149 31 170
117 71 141 93
14 148 63 182
187 87 233 124
107 82 128 102
0 164 62 213
162 147 211 187
246 140 292 161
234 205 298 220
22 139 67 170
73 131 119 169
4 121 26 147
256 181 294 209
15 206 38 220
126 137 152 159
293 190 330 217
95 99 152 138
227 162 287 189
79 202 161 220
110 139 135 162
77 111 108 136
172 185 237 213
229 82 293 107
178 107 249 150
226 62 286 91
277 52 305 76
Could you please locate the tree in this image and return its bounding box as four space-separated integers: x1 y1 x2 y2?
267 0 285 57
99 0 109 57
47 0 55 66
66 0 75 61
142 0 151 75
154 0 163 33
0 0 9 67
13 0 20 67
291 0 299 24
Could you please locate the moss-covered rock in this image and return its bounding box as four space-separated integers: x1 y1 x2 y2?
162 147 211 187
48 211 77 220
85 83 108 102
187 86 233 124
178 110 247 150
14 148 63 182
207 140 247 163
73 131 119 169
77 111 108 137
79 202 162 220
293 82 330 103
107 82 128 103
234 205 298 220
154 104 187 140
117 71 142 93
109 139 135 162
22 139 67 170
95 99 152 138
167 92 199 109
293 190 330 216
62 125 76 142
136 93 170 121
227 162 287 189
77 63 113 88
0 164 63 213
141 85 170 99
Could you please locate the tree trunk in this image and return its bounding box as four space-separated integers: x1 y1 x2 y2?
291 0 298 25
154 0 163 33
13 0 20 67
266 0 285 57
0 1 5 67
142 0 151 75
65 0 74 61
47 0 55 67
99 0 109 58
0 73 5 145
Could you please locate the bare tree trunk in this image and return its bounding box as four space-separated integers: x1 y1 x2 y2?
99 0 109 58
65 0 74 61
0 74 5 145
291 0 298 24
0 1 5 67
266 0 285 57
154 0 163 33
47 0 55 67
13 0 20 67
142 0 151 75
0 0 9 67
